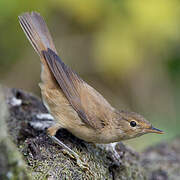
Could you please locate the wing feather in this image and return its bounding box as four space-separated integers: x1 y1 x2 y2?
42 48 114 129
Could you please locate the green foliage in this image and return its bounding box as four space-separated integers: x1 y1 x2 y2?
49 0 180 75
0 0 50 73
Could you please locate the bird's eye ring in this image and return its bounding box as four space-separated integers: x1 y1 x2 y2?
130 121 137 127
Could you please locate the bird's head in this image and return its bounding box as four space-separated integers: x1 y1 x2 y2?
114 110 163 141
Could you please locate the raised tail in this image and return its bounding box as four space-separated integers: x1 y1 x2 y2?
18 12 57 58
18 12 59 85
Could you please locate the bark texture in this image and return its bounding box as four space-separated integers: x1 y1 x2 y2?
0 86 179 180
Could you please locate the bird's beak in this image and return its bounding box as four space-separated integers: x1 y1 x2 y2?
145 126 164 134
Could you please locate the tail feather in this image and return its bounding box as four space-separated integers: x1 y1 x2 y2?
18 12 57 57
18 12 58 85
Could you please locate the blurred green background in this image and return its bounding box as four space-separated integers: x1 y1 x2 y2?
1 0 180 151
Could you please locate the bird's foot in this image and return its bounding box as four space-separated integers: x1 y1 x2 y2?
50 135 89 171
61 148 89 171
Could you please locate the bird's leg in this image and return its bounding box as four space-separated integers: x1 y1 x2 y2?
95 143 122 166
47 125 89 171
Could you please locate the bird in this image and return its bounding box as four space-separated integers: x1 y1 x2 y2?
18 12 163 169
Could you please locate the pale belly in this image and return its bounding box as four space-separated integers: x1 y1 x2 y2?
39 83 97 141
39 83 120 143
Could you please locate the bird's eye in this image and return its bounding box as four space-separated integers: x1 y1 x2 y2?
130 121 137 127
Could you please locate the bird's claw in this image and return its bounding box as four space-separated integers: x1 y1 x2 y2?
76 157 89 171
61 149 89 171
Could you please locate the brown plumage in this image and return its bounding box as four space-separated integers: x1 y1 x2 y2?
18 12 163 144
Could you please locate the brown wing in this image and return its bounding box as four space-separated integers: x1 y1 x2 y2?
42 48 115 129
